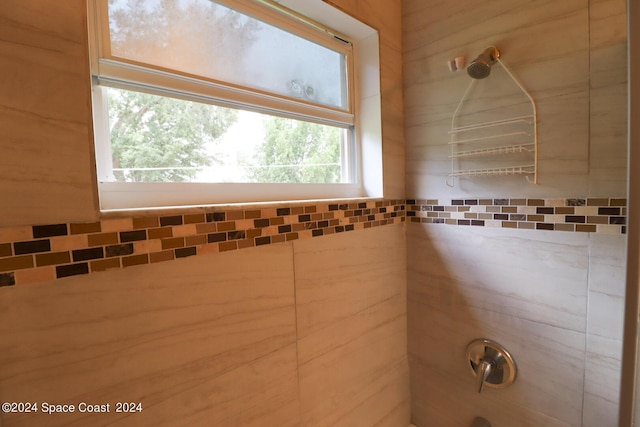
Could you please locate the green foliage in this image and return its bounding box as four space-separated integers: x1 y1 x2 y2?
106 0 258 182
108 88 237 182
247 117 342 184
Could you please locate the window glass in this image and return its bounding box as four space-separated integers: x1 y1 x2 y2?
104 86 348 184
106 0 348 109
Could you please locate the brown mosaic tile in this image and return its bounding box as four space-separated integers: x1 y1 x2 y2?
244 210 262 219
527 215 544 222
518 222 535 229
106 244 134 257
271 234 286 244
555 224 575 232
36 251 71 267
160 215 183 227
14 239 51 255
567 199 586 206
286 233 299 241
255 236 271 246
610 217 626 225
219 241 238 252
194 223 216 234
33 224 68 238
305 205 317 213
226 210 244 220
185 235 207 246
70 222 102 235
487 206 501 213
291 206 304 215
217 221 236 232
132 216 159 229
246 229 262 239
0 243 12 258
206 212 226 222
120 230 147 242
88 232 119 247
599 207 621 216
464 213 478 219
555 207 575 215
0 272 15 287
536 223 555 230
479 199 493 205
577 224 597 233
148 227 173 239
175 246 197 258
587 216 608 224
56 262 89 278
161 237 185 250
184 213 205 224
588 198 609 206
0 255 34 272
91 258 121 272
72 247 104 262
610 198 627 207
122 254 149 267
150 250 175 263
565 216 586 224
501 207 518 213
510 199 527 205
237 239 254 249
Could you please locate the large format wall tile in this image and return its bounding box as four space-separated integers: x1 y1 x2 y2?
294 224 410 427
403 0 591 199
408 223 590 332
408 223 589 426
0 0 96 227
588 0 628 197
0 243 299 427
583 233 627 427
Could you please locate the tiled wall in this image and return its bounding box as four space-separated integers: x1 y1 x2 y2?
0 200 406 287
402 0 628 426
0 224 410 427
0 0 412 426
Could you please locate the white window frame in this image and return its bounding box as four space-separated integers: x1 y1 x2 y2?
88 0 383 211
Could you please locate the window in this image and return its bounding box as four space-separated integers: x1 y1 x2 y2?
88 0 382 210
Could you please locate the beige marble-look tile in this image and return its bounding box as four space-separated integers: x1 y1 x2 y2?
408 223 589 332
298 294 409 427
0 0 97 227
0 243 298 427
293 224 406 338
583 334 622 427
294 224 409 427
582 233 626 427
410 357 575 427
408 300 586 426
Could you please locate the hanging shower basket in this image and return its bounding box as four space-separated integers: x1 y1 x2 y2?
446 46 538 187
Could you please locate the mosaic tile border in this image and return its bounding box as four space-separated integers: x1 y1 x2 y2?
0 200 406 287
0 197 628 288
407 197 627 234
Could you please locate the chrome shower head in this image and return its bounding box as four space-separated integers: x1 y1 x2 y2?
467 46 500 79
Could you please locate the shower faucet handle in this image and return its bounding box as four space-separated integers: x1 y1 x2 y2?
466 339 517 394
475 359 495 393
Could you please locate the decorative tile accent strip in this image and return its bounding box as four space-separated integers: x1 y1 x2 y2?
407 198 627 235
0 199 406 286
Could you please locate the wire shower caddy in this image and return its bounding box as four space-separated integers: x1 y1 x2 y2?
446 55 538 187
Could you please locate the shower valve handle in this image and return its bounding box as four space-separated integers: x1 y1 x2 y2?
475 359 495 393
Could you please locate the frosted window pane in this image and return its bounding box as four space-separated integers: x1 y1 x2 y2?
107 0 348 109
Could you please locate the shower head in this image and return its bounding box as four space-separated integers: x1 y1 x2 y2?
467 46 500 79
